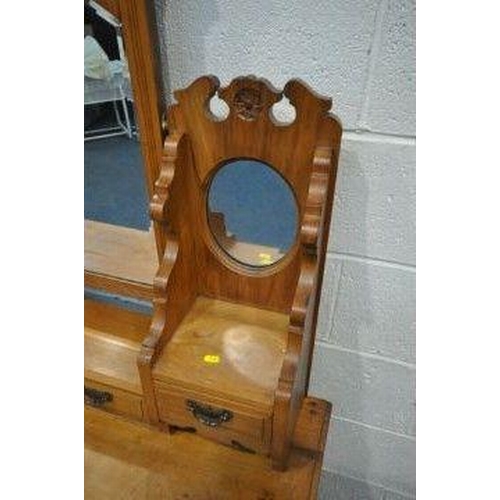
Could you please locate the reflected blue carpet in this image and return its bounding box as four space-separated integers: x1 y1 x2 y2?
85 140 296 251
208 160 297 252
84 136 150 230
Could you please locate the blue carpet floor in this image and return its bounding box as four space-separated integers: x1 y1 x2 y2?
208 160 297 252
85 136 150 230
85 138 297 252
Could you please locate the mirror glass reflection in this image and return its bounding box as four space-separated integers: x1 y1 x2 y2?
84 2 156 286
207 160 298 267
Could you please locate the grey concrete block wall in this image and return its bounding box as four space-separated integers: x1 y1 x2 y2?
310 344 415 436
329 138 415 265
319 471 415 500
322 419 416 498
361 0 416 136
154 0 416 497
154 0 381 129
318 256 415 363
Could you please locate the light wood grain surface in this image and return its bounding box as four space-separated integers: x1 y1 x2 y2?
85 329 142 394
85 298 151 343
142 76 341 466
84 220 157 286
85 397 332 499
153 297 289 412
84 299 150 394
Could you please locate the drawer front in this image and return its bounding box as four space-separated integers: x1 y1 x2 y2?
84 379 143 421
156 387 271 454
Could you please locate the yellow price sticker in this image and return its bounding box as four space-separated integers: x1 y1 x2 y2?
203 354 221 364
258 252 273 265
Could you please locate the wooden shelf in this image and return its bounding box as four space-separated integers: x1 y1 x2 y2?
153 296 289 412
85 299 150 395
85 397 332 499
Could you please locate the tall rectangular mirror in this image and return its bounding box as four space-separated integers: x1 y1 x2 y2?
84 0 164 300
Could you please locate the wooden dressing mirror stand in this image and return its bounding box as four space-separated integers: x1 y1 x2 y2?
139 75 342 470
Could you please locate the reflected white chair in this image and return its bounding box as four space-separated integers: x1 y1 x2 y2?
84 72 134 141
84 1 135 141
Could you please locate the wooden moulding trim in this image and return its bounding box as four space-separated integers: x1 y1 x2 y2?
143 239 179 358
150 132 186 226
137 285 171 425
272 121 341 468
308 401 333 499
93 1 121 20
137 345 161 425
137 133 187 425
271 140 336 469
119 0 165 262
137 294 167 424
84 271 154 301
142 132 185 355
119 0 164 195
303 120 343 391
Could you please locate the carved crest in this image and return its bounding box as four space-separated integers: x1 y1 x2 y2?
233 87 264 120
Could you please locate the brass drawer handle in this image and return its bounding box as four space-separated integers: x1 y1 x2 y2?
186 399 233 428
85 386 113 407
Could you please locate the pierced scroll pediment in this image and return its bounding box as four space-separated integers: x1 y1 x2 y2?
171 74 337 130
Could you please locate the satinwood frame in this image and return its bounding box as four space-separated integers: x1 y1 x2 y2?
84 0 165 298
138 75 342 470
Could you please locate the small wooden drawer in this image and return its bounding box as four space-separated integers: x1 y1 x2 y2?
156 386 271 455
84 379 143 421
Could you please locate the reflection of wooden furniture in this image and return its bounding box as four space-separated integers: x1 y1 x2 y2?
84 220 156 299
208 211 283 265
84 0 165 298
85 299 149 420
140 75 342 470
85 395 332 499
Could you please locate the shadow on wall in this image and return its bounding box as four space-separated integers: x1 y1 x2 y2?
154 0 220 102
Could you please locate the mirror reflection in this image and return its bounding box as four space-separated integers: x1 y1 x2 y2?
207 160 298 267
84 2 156 287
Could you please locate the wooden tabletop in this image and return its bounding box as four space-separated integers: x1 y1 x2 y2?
85 397 332 499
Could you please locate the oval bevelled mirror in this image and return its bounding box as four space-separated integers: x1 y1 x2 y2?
207 159 299 267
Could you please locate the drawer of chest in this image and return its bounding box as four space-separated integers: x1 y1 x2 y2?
84 379 143 421
156 387 271 453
